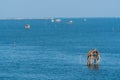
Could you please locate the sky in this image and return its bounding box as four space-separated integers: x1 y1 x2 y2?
0 0 120 18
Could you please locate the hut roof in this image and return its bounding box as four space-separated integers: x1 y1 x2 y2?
87 49 100 56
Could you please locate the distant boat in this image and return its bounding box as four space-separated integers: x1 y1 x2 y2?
55 19 61 23
51 19 54 23
68 20 73 24
25 24 30 29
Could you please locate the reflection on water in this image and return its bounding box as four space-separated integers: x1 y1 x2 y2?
87 64 100 70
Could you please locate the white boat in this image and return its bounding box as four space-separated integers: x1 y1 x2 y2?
25 24 30 29
55 19 61 23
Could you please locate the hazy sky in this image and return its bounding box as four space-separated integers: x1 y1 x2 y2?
0 0 120 18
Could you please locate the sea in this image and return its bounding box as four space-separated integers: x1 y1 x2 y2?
0 18 120 80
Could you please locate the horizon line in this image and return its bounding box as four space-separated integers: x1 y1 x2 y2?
0 17 120 20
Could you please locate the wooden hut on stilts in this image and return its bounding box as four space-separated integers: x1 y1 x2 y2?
87 49 101 66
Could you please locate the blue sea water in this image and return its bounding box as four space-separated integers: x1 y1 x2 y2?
0 18 120 80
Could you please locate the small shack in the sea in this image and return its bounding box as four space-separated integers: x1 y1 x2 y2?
87 49 101 66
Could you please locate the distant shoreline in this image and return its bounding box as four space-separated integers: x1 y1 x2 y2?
0 17 120 20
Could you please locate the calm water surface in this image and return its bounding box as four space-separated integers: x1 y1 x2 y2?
0 18 120 80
